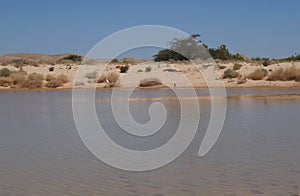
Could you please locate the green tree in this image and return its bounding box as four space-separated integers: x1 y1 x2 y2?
209 44 230 60
153 34 210 61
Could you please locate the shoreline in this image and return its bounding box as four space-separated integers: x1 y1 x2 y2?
1 85 300 92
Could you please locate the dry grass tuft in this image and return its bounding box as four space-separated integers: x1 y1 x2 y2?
9 72 26 85
0 77 13 87
45 79 63 88
20 79 43 89
223 68 239 79
45 74 56 81
267 67 300 81
139 78 162 87
57 74 69 83
247 68 268 80
28 72 44 81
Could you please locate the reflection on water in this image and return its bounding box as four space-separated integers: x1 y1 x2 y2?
0 89 300 195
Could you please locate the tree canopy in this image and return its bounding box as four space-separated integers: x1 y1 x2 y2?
153 34 244 61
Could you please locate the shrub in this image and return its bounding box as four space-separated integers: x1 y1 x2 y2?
28 72 44 81
97 74 106 83
145 66 152 72
57 74 69 83
223 68 239 79
85 71 98 79
139 78 162 87
237 75 247 84
267 67 300 81
217 65 226 69
262 59 270 67
106 72 119 84
18 69 27 75
58 54 82 64
233 63 243 70
247 68 268 80
0 77 13 87
119 65 129 73
97 72 119 86
45 79 63 88
20 79 43 89
121 57 136 65
9 72 26 85
45 74 56 81
111 58 119 64
0 68 12 77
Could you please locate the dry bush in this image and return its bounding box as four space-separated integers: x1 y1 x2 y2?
247 68 268 80
119 65 129 73
0 77 13 87
18 69 27 75
28 72 44 81
20 79 43 89
217 65 226 70
139 78 162 87
267 67 300 81
97 74 106 83
45 74 56 81
85 71 98 79
9 72 26 85
97 72 119 87
107 72 119 83
121 57 136 65
237 75 247 84
223 68 239 79
45 79 63 88
233 63 243 70
57 74 69 83
0 68 12 77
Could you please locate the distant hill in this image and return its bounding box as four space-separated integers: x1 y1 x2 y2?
0 53 78 63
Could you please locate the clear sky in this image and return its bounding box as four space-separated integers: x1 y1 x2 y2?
1 0 300 59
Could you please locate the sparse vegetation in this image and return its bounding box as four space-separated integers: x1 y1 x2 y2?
139 78 162 87
223 68 239 79
267 67 300 81
233 63 243 70
247 68 268 80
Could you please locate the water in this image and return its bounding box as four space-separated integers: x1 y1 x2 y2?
0 89 300 195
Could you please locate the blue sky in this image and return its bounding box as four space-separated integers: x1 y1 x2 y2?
1 0 300 58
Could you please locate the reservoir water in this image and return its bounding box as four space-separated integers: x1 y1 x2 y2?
0 88 299 195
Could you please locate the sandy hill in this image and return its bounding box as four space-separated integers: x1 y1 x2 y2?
0 53 77 63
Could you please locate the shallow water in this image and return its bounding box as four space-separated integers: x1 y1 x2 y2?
0 89 300 195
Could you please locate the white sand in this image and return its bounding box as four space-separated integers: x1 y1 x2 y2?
1 61 300 89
